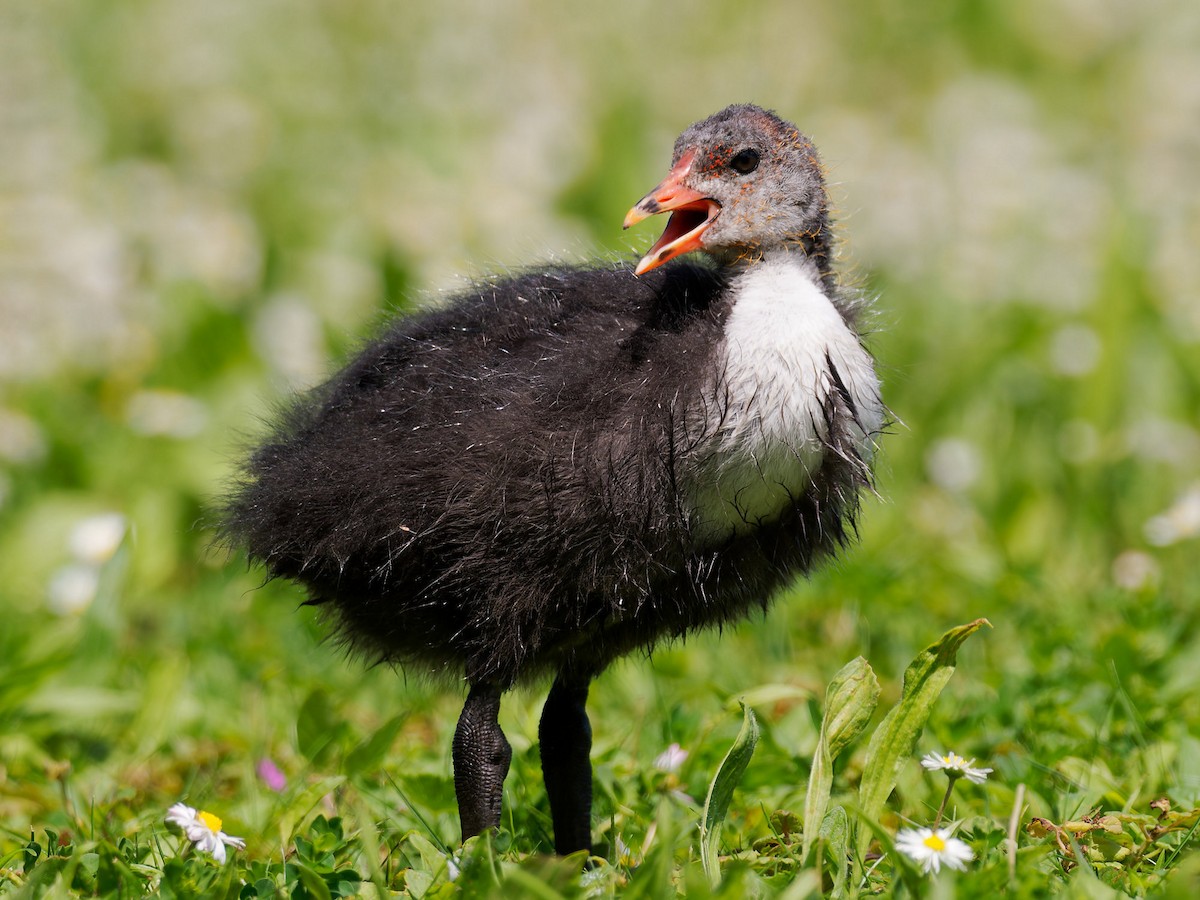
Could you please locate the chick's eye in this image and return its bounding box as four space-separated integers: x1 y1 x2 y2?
729 148 760 175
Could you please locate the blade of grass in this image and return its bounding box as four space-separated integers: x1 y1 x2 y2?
384 772 452 855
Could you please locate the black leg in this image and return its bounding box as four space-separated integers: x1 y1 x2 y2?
538 672 593 855
452 683 511 841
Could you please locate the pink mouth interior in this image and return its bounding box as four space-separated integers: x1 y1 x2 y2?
648 201 720 259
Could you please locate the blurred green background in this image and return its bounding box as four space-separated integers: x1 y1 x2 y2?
1 0 1199 877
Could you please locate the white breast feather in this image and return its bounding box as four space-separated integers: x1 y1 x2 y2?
687 256 883 538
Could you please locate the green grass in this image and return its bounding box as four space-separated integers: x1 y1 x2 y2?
3 1 1200 896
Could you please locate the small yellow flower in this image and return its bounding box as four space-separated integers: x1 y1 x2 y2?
165 802 246 865
615 835 641 867
895 826 974 874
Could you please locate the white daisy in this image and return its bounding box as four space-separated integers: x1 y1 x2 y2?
165 803 246 865
68 512 127 565
895 826 974 874
653 742 689 773
920 750 993 784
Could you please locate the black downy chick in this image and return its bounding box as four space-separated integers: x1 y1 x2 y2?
223 103 885 854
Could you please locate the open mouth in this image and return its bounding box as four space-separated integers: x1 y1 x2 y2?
624 149 721 275
626 197 721 276
646 201 721 264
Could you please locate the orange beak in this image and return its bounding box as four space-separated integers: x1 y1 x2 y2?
624 149 720 276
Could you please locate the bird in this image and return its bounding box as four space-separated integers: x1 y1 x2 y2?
222 103 884 856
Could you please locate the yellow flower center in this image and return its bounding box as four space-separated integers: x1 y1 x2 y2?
198 810 223 833
923 834 947 852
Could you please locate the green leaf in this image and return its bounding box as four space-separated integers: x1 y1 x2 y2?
855 619 990 859
700 702 760 889
500 868 571 899
404 868 433 897
406 831 455 880
326 869 363 897
822 657 881 760
289 861 334 900
246 878 278 898
820 806 851 899
296 689 341 764
455 831 504 892
293 835 315 863
344 713 407 777
25 833 43 868
803 656 879 862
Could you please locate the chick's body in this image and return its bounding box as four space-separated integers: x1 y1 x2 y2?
223 103 884 853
